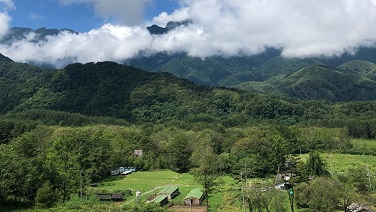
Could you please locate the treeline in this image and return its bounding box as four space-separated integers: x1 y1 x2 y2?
0 123 354 208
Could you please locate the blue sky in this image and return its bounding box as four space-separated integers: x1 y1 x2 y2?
8 0 180 32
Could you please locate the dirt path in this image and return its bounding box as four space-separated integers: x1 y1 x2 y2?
170 205 207 212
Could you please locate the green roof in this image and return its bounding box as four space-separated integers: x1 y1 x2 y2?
150 195 168 203
185 188 204 199
158 186 178 195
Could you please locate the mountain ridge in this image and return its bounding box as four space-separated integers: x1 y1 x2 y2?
2 26 376 101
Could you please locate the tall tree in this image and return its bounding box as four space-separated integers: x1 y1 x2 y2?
305 151 329 178
168 133 193 172
295 177 349 212
190 145 220 211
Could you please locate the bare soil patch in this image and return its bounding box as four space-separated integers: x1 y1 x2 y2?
170 205 207 212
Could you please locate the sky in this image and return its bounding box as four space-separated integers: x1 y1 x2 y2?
0 0 376 67
7 0 180 32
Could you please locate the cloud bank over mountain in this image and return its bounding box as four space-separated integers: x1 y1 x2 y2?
1 0 376 67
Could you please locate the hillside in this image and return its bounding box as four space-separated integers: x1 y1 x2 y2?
1 55 376 129
236 65 376 101
0 57 308 125
129 49 280 86
0 56 53 114
338 60 376 80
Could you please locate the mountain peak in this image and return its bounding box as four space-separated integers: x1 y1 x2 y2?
147 20 192 35
0 53 13 62
0 27 76 44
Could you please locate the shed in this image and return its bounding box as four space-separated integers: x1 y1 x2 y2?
149 194 169 206
158 186 180 200
184 188 206 206
111 193 123 201
96 194 112 201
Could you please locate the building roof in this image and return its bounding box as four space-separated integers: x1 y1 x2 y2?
111 193 123 199
150 195 168 203
185 188 204 199
158 186 179 195
96 194 112 199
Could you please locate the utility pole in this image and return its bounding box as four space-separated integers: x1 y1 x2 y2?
286 155 294 212
367 166 372 192
80 169 83 200
288 188 294 212
241 172 246 212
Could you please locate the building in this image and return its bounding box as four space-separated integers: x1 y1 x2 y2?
111 193 123 201
184 188 206 206
96 194 112 201
110 167 137 176
149 194 169 206
158 186 180 200
96 193 124 201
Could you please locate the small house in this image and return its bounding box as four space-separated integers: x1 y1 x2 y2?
184 188 206 206
158 186 180 200
96 194 112 201
149 194 169 206
111 193 123 201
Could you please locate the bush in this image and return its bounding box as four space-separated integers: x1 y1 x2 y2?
35 181 61 208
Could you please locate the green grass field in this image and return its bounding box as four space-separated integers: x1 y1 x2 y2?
297 152 376 177
97 170 197 193
321 153 376 175
351 138 376 150
91 170 239 211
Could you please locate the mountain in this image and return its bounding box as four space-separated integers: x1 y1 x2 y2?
3 26 376 101
147 20 192 35
2 54 376 131
128 48 281 86
236 64 376 101
0 27 76 44
0 56 53 114
338 60 376 81
0 56 312 125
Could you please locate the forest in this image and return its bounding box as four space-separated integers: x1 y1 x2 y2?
0 56 375 211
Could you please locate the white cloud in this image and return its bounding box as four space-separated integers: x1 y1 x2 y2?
58 0 151 26
29 13 45 21
1 0 376 67
0 0 15 9
0 0 13 37
153 7 190 27
183 0 376 58
0 12 10 37
0 24 153 67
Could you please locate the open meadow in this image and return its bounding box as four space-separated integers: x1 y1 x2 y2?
90 170 238 211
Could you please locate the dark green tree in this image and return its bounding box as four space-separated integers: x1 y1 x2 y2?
167 133 193 172
305 151 329 178
295 177 348 212
190 145 220 211
35 181 60 208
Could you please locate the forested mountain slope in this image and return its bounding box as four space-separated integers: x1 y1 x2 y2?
1 55 376 133
236 65 376 101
